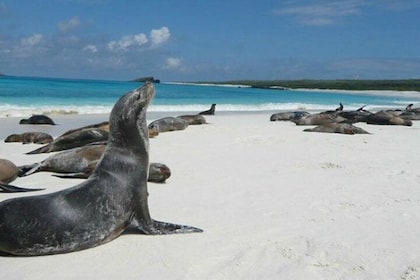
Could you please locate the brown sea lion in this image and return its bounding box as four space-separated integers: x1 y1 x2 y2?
4 132 53 144
177 114 207 125
26 128 109 154
303 123 370 135
0 159 44 193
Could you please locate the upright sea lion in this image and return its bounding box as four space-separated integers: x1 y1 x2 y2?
4 132 53 144
19 115 56 125
0 82 202 256
199 104 216 115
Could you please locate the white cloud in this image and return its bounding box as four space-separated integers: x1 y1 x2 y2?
83 44 98 53
150 27 170 48
164 57 183 70
107 33 148 52
59 16 81 32
21 34 43 46
274 0 365 26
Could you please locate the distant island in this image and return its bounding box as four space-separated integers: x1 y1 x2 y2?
130 76 160 83
196 79 420 92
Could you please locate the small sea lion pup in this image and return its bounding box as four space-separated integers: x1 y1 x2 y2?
0 82 202 256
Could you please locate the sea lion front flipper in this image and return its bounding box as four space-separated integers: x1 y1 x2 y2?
0 183 44 193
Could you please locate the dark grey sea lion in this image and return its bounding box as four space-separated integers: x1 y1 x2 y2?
292 113 347 125
337 105 372 123
26 128 109 154
199 104 216 115
0 82 202 256
4 132 53 144
60 121 109 137
177 114 207 125
148 117 189 133
0 159 44 193
147 163 171 183
366 111 412 126
399 104 420 120
270 111 309 121
19 114 55 125
303 123 370 135
20 144 172 183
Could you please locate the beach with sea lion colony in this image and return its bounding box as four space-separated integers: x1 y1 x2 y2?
1 83 420 279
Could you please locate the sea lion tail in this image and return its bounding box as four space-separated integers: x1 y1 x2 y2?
0 183 44 193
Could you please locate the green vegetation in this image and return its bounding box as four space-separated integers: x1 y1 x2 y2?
131 76 160 83
203 79 420 92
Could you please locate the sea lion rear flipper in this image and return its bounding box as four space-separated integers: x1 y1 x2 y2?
26 144 51 154
151 220 203 234
0 183 44 193
129 218 202 235
53 173 90 179
18 163 42 177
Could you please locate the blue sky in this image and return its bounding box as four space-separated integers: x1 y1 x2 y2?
0 0 420 81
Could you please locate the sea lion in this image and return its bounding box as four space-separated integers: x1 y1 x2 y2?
60 121 109 137
199 104 216 115
147 163 171 183
366 111 413 126
0 159 19 184
292 113 347 126
148 117 189 133
303 123 370 135
53 162 171 183
0 82 202 256
19 144 107 177
337 105 372 123
19 114 55 125
4 132 53 144
19 144 171 183
0 159 44 193
270 111 309 121
26 128 109 154
177 114 207 125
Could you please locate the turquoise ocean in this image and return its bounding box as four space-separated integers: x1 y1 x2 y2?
1 76 420 117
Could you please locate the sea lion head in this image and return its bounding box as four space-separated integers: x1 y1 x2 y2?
108 82 155 148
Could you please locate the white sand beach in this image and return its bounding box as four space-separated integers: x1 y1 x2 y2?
0 112 420 279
